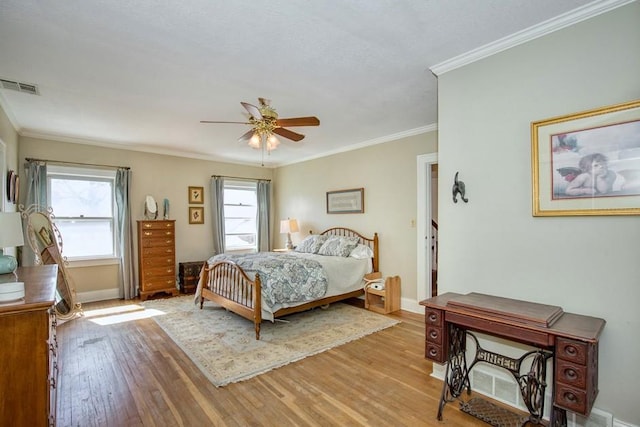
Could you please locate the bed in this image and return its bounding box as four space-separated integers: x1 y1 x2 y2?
196 227 379 339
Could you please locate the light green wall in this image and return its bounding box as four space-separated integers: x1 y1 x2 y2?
437 3 639 423
273 132 438 305
0 101 19 213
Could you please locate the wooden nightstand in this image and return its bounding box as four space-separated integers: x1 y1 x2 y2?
364 274 400 314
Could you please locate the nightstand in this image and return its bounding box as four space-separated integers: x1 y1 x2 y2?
364 274 400 314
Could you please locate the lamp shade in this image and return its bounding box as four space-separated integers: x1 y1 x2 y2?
0 212 24 275
280 218 299 234
0 212 24 248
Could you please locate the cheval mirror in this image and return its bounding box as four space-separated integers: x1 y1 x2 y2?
21 205 82 320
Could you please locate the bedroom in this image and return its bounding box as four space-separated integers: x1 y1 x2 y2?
1 1 639 426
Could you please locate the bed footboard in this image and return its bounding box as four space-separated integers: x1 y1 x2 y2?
200 260 263 339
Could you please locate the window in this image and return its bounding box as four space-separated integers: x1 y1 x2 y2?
47 165 117 260
224 180 257 251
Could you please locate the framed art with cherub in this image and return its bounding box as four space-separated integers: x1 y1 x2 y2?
531 100 640 216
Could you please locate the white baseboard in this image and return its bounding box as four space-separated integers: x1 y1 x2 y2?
77 288 120 303
400 297 423 314
613 420 638 427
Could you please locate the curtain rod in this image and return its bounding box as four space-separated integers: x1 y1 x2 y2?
25 157 130 170
211 174 271 182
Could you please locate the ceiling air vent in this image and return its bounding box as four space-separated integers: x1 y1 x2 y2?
0 78 40 95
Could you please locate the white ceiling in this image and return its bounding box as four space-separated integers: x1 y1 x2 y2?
0 0 616 167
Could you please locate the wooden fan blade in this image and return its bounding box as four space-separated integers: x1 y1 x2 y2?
241 102 262 119
273 127 305 142
238 129 255 143
200 120 251 124
276 116 320 127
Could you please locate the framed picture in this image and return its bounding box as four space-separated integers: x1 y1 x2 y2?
189 206 204 224
531 99 640 216
39 226 53 247
326 188 364 214
188 186 204 204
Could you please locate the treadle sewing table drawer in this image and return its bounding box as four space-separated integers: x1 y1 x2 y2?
179 261 204 293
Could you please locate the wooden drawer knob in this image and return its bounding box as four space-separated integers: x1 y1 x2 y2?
564 368 577 380
563 391 577 403
429 330 439 339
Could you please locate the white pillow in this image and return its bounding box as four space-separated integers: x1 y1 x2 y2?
349 244 373 259
318 236 360 257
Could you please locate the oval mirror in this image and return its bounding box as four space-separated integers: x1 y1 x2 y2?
21 205 81 319
144 195 158 219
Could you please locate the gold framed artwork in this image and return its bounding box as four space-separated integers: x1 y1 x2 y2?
188 186 204 204
189 206 204 224
326 188 364 214
531 99 640 216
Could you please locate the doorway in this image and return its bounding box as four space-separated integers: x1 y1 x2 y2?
417 153 438 302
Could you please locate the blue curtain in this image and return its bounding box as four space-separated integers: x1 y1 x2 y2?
210 176 225 255
22 160 47 265
115 168 135 299
257 180 271 252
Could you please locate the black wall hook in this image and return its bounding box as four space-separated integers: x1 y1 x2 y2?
452 171 468 203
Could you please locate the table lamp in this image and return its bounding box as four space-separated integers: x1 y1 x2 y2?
0 212 25 302
280 218 299 250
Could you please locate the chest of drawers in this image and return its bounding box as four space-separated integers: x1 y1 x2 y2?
0 266 58 426
137 220 179 301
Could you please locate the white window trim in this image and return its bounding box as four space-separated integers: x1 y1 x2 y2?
224 180 258 252
46 165 118 262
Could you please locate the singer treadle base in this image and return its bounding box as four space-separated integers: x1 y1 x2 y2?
460 398 538 427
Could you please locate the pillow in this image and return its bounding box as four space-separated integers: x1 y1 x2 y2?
294 234 328 253
318 236 360 257
349 244 374 259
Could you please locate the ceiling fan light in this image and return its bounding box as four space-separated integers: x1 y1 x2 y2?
248 133 261 148
267 134 280 150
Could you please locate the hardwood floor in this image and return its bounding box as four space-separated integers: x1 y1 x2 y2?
56 298 496 427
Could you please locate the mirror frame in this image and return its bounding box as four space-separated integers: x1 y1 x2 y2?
20 204 82 320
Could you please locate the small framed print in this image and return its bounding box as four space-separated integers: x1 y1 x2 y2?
326 188 364 214
189 206 204 224
188 186 204 204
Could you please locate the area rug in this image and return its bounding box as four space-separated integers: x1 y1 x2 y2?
141 295 400 387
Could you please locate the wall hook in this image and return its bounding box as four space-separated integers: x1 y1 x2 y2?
452 171 468 203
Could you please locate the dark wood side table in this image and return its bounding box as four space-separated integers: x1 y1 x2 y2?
178 261 204 293
0 265 58 427
420 292 605 427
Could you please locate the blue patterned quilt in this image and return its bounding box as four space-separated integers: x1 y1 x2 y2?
209 252 328 306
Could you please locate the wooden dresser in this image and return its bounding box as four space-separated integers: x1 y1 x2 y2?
0 265 58 427
137 220 179 301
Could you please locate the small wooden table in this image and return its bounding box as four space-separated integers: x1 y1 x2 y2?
420 292 605 427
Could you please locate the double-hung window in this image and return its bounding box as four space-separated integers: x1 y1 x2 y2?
223 180 257 252
47 165 117 261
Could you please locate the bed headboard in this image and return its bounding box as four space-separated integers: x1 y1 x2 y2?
318 227 379 272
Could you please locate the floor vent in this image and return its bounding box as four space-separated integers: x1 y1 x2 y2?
0 78 40 95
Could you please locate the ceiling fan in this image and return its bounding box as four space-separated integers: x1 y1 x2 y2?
201 98 320 151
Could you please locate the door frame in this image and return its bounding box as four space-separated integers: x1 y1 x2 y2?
417 153 438 303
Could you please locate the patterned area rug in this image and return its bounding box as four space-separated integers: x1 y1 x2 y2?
141 296 400 387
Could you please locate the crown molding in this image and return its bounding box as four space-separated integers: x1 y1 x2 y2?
430 0 636 76
277 123 438 167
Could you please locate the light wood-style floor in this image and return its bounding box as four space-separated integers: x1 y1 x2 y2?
56 297 498 427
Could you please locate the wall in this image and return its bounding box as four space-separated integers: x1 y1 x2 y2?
18 136 272 300
437 3 640 424
0 102 19 213
273 132 438 305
